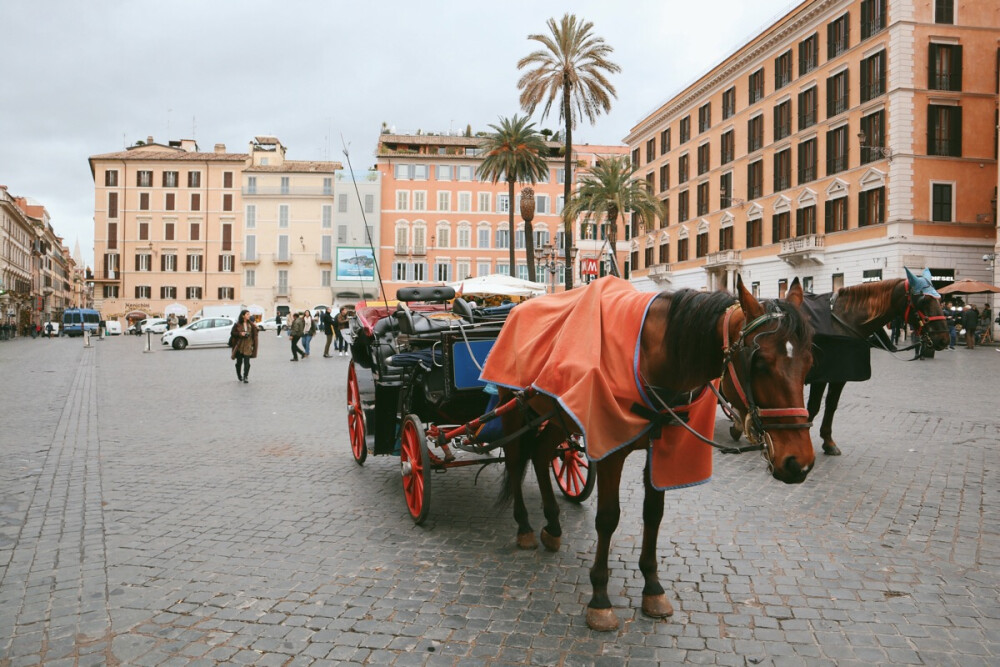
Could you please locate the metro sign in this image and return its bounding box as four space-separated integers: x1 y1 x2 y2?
580 257 600 276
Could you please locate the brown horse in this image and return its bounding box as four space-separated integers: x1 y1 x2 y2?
495 276 815 631
804 274 949 455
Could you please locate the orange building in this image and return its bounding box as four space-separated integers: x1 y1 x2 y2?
626 0 999 298
375 132 627 295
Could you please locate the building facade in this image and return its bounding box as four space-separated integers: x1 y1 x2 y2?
89 138 247 325
376 132 627 296
331 170 381 304
1 186 37 335
625 0 999 299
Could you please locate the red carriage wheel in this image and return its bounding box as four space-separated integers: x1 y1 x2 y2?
400 414 432 524
552 436 595 503
347 362 367 465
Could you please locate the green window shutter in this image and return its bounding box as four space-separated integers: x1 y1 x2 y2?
951 45 962 91
949 106 963 156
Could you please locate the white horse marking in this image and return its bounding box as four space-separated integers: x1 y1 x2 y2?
786 341 794 358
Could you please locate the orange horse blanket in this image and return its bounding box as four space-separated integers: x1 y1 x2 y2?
480 276 714 491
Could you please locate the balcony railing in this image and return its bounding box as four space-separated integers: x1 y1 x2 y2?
273 254 292 264
411 245 427 256
703 249 742 268
315 253 333 265
394 245 409 255
240 253 260 264
89 270 120 282
778 234 825 266
647 264 673 281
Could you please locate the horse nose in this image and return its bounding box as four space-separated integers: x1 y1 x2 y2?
778 456 810 483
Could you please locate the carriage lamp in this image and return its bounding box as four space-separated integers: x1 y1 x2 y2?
857 130 893 162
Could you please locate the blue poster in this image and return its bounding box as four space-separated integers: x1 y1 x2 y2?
336 247 376 281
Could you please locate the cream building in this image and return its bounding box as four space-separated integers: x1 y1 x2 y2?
331 170 381 305
0 185 36 334
89 138 247 326
241 137 344 318
626 0 999 298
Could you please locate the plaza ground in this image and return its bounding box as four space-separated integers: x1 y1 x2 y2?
0 332 998 665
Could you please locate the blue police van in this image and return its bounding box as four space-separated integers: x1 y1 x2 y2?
62 308 101 337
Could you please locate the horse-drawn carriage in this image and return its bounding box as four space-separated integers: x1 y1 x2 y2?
346 285 594 524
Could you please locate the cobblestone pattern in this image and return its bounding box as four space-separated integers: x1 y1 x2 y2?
0 335 997 665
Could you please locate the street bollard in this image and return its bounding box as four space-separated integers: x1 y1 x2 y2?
144 329 152 353
83 330 92 348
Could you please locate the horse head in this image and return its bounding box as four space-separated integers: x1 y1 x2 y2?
903 267 949 351
721 276 815 484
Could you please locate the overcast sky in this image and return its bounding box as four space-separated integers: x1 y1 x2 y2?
2 0 795 267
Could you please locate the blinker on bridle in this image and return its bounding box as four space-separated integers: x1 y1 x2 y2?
902 278 947 350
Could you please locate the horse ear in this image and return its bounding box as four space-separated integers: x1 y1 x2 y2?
786 277 804 308
736 274 764 318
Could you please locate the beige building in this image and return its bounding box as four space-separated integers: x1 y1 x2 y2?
626 0 999 298
1 185 36 334
241 136 344 317
89 138 247 326
376 132 627 295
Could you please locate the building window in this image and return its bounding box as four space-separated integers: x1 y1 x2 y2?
719 226 734 251
747 160 763 200
165 222 175 241
861 0 886 40
631 148 641 168
412 164 428 180
799 33 819 75
514 229 525 250
697 143 710 176
162 171 178 187
774 50 793 90
438 191 451 211
698 103 711 133
746 218 763 248
497 193 510 213
695 232 709 258
190 222 200 241
749 68 764 104
660 128 671 153
827 13 850 59
798 138 817 184
457 227 471 248
137 170 152 187
321 204 332 229
191 193 201 211
772 212 791 242
138 221 149 241
223 172 233 188
278 204 289 228
679 116 691 143
457 165 473 181
697 181 710 216
188 171 201 188
105 170 118 186
435 262 451 282
773 100 792 141
186 286 202 300
277 270 289 294
165 193 175 211
720 172 733 209
748 115 764 153
413 191 426 211
719 130 734 166
677 238 689 261
162 254 177 272
159 286 175 299
659 197 670 226
722 87 736 120
245 270 255 287
435 165 453 181
478 228 490 248
927 105 962 156
437 226 451 248
319 270 331 287
218 286 235 300
859 187 885 226
934 0 954 24
103 285 119 298
536 195 550 215
796 206 817 235
658 239 669 263
187 254 202 272
644 244 654 267
678 154 689 183
773 148 791 192
280 177 289 194
108 192 118 219
860 110 886 164
222 223 232 252
659 163 670 192
826 126 849 175
364 194 374 213
825 197 848 232
495 228 509 249
678 190 689 222
929 44 962 91
223 194 232 211
861 50 886 101
246 176 256 194
826 70 850 118
135 254 151 272
931 183 954 221
139 193 149 210
798 87 817 131
646 138 656 163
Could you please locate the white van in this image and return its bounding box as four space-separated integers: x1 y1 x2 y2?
104 321 123 335
191 304 245 322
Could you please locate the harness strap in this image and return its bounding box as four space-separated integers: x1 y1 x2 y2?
630 402 689 439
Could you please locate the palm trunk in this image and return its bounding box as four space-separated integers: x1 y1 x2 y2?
562 78 574 290
507 179 516 277
607 212 620 278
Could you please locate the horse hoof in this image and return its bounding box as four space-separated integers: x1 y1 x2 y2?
822 442 842 456
586 607 620 632
540 528 561 552
517 532 538 550
641 593 674 618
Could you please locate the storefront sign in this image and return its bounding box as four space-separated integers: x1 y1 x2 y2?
581 257 599 276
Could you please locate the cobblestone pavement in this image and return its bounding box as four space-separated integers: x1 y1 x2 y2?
0 333 997 666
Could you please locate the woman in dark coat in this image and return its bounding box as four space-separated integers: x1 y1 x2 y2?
230 309 259 382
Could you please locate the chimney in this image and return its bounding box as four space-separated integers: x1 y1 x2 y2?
146 135 154 145
214 143 226 153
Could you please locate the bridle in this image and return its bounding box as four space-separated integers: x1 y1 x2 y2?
720 303 812 460
901 279 946 350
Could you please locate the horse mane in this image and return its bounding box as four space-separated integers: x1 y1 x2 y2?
761 297 813 346
835 278 905 327
662 289 736 367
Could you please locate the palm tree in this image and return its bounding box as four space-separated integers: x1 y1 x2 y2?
563 155 664 278
517 13 621 289
476 115 550 279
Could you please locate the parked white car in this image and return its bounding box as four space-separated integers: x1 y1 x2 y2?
257 317 285 332
161 317 235 350
104 321 123 335
141 318 169 334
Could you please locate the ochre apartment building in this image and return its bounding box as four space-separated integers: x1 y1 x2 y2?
625 0 999 299
376 132 627 295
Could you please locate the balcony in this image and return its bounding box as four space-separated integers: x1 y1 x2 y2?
778 234 825 266
315 253 333 265
647 263 673 284
394 245 409 255
273 254 293 265
89 270 120 282
411 245 427 256
703 249 742 270
240 253 260 264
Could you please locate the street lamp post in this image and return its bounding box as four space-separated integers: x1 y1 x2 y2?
533 244 559 294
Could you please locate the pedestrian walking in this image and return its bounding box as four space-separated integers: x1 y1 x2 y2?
289 312 306 361
321 307 335 357
301 311 315 357
229 309 259 383
44 322 53 339
962 305 978 349
335 306 350 356
275 313 283 338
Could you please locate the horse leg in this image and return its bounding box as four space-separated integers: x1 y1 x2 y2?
807 382 825 422
586 450 627 632
819 381 846 455
501 409 537 550
639 460 672 619
529 425 564 552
